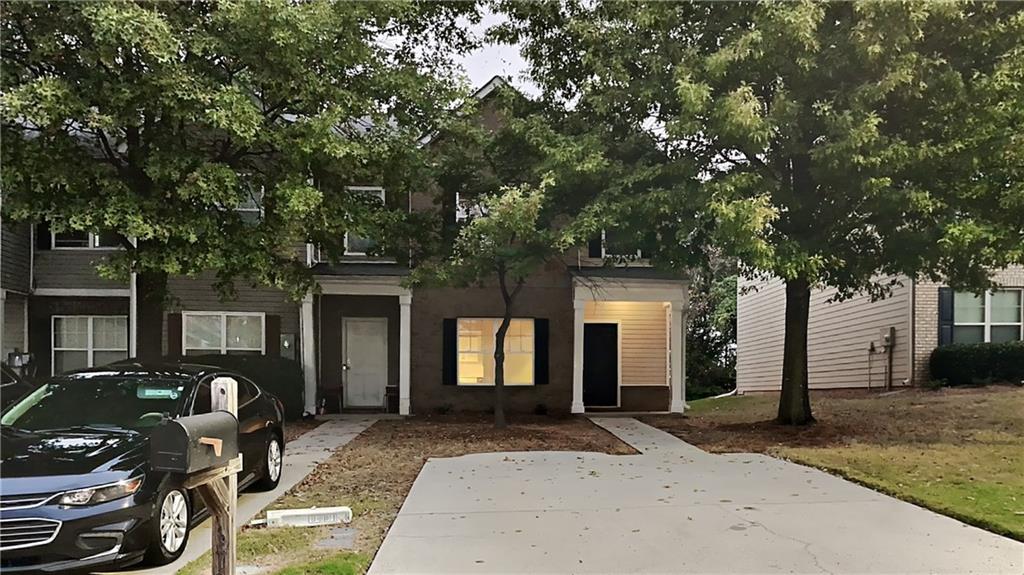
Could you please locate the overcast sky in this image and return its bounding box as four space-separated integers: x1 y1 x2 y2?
453 10 536 95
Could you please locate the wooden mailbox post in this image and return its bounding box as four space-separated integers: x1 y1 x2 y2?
183 377 242 575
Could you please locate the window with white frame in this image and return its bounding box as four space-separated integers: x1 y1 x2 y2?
52 316 128 373
235 182 264 223
953 289 1023 344
457 318 534 386
344 186 385 255
183 312 265 355
52 230 120 249
601 229 645 259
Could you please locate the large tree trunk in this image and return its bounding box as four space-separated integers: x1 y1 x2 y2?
136 269 168 361
777 276 814 425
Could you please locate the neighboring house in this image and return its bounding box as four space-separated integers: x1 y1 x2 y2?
736 266 1024 392
0 77 690 416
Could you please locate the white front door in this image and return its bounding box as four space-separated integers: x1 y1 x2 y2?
343 318 388 408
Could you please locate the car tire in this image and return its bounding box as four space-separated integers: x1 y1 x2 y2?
253 432 283 491
145 486 191 566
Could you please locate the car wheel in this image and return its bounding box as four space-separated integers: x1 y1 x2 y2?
253 433 283 491
145 487 191 565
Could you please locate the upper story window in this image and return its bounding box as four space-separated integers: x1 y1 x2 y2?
454 192 487 223
235 183 264 224
587 229 649 260
52 230 120 249
953 289 1023 344
183 312 265 356
344 186 385 256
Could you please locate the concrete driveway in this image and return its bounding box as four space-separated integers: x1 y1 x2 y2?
370 417 1022 574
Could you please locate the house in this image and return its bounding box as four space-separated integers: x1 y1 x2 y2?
735 266 1024 392
0 78 689 416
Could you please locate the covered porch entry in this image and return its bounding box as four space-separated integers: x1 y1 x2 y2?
571 274 687 413
301 274 412 415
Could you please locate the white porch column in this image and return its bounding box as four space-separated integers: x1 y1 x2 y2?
128 272 138 357
399 294 412 415
669 300 685 413
300 294 317 415
571 298 585 414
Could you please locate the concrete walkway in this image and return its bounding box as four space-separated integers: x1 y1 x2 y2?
370 417 1022 574
112 416 377 575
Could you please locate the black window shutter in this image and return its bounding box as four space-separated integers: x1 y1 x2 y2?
587 236 602 258
167 313 183 357
265 315 281 356
442 318 457 385
36 222 51 249
938 287 954 346
534 318 549 385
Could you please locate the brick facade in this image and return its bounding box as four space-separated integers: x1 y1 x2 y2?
911 265 1024 384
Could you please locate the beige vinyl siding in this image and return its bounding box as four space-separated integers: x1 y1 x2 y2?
163 274 300 355
737 276 911 392
1 221 32 292
584 301 667 387
33 250 128 290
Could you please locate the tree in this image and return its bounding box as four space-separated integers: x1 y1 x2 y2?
687 267 738 400
412 183 558 428
497 1 1024 424
1 0 476 358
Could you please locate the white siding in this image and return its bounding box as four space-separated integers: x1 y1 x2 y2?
584 300 668 387
737 276 911 392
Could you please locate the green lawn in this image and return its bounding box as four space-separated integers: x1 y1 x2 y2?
644 386 1024 541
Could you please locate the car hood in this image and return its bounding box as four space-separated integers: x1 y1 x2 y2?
0 425 148 478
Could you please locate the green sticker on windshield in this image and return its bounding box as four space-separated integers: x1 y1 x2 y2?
137 387 179 400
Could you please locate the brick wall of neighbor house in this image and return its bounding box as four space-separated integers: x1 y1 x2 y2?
736 275 912 392
410 260 574 414
161 275 301 356
912 264 1024 384
1 221 32 293
29 296 130 377
316 295 400 413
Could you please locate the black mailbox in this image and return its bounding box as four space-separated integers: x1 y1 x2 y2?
151 412 239 474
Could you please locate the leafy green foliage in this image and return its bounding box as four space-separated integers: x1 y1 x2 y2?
687 273 738 400
929 341 1024 387
498 1 1024 422
413 182 557 292
1 0 477 299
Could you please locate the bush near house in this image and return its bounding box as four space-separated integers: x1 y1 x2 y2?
929 341 1024 387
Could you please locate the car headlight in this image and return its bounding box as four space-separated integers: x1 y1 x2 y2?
58 477 144 506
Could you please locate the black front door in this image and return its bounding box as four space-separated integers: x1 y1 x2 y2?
583 323 618 407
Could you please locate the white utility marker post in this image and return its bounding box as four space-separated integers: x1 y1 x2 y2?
187 376 240 575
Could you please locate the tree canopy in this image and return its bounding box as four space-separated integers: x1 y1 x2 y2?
497 1 1024 423
1 0 476 294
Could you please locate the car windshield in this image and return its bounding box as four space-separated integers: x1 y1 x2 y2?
0 375 187 431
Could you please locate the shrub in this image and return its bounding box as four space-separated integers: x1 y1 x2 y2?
929 341 1024 387
188 354 306 420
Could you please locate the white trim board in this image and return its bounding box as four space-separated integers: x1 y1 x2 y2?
33 288 130 297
